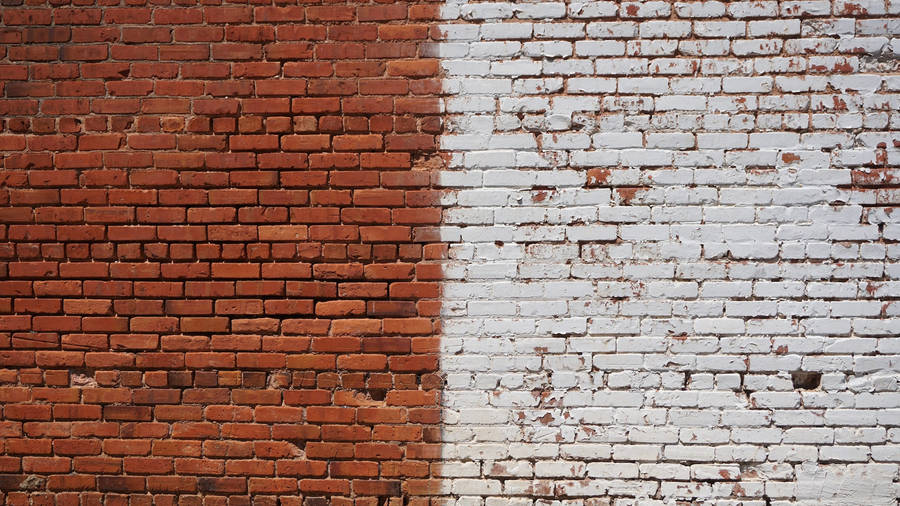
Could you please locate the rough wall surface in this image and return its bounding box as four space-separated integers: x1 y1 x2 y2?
436 0 900 504
2 0 900 505
0 2 444 504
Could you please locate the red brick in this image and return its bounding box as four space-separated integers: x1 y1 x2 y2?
197 477 246 494
0 0 444 498
299 478 351 495
277 460 328 476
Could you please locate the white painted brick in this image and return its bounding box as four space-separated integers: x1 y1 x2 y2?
675 1 727 18
437 1 900 502
694 21 747 38
523 41 573 58
568 2 618 18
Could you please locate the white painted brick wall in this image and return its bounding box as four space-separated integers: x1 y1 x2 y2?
433 0 900 504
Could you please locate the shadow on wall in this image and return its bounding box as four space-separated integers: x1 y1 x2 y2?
0 1 447 504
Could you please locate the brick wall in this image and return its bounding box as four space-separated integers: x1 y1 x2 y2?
0 2 444 504
4 0 900 504
436 0 900 504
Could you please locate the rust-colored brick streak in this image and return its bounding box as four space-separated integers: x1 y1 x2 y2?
0 2 444 504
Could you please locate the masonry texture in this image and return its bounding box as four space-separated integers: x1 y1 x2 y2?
436 0 900 504
3 0 900 505
0 1 444 504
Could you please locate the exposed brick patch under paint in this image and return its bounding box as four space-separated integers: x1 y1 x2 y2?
0 2 444 504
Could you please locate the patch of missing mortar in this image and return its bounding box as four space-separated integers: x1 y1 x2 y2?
791 371 822 390
19 475 46 491
70 370 98 388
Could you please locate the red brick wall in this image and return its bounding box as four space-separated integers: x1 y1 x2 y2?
0 2 444 504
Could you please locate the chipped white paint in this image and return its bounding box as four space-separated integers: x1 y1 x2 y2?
436 0 900 503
